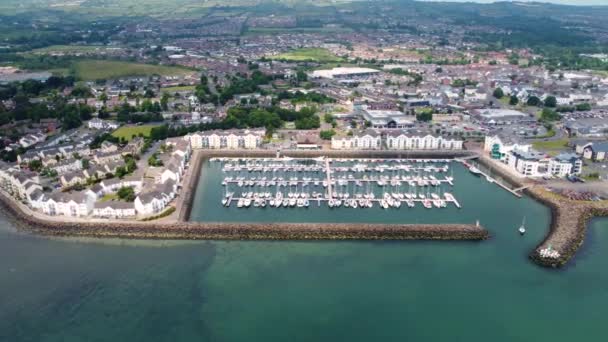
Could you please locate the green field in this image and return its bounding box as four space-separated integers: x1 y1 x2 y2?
100 193 119 202
272 48 344 63
532 138 570 150
27 45 121 55
111 125 159 141
73 60 193 81
161 85 196 93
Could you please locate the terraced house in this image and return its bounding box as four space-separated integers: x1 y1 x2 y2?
386 133 463 150
185 129 264 149
331 130 381 150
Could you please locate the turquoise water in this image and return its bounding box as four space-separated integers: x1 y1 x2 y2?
2 159 608 341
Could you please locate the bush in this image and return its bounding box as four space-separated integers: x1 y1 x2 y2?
544 96 557 108
320 130 336 140
493 88 504 99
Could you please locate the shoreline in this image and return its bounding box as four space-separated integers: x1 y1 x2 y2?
2 148 605 266
476 155 608 268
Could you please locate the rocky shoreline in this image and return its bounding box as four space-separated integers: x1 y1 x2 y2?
476 155 608 268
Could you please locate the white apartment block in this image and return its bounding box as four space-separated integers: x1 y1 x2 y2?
185 129 264 150
331 130 381 150
386 134 463 150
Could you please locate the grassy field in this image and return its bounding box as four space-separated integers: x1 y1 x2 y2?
27 45 122 55
100 194 119 202
532 139 570 151
247 27 353 36
111 125 159 141
161 85 196 93
73 60 193 81
272 48 344 63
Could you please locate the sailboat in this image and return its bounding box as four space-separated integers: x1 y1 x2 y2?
519 217 526 235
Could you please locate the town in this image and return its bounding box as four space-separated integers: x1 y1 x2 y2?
0 1 607 220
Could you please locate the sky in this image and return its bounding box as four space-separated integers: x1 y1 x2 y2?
419 0 608 5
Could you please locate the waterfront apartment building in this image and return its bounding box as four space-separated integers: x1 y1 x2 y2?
484 135 531 162
331 130 381 150
386 133 463 150
93 201 136 219
486 135 581 178
40 191 97 217
504 149 582 178
185 129 265 150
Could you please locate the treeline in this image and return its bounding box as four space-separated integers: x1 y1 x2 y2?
223 106 320 131
146 106 320 141
215 71 273 105
115 103 163 123
387 68 423 86
0 76 75 100
275 90 335 104
0 97 95 130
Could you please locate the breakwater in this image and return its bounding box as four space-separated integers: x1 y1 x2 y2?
476 154 608 268
0 190 488 240
526 187 608 268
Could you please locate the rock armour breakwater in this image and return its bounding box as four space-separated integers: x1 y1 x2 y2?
526 187 608 268
0 183 488 241
476 155 608 268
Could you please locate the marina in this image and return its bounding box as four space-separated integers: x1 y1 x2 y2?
212 157 461 210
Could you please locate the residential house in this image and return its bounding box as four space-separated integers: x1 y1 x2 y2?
386 133 463 150
331 130 381 150
573 140 608 161
40 191 96 217
93 201 136 218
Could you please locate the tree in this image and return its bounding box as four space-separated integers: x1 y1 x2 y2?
540 108 561 122
161 93 170 111
416 111 433 122
576 103 592 111
117 186 136 202
527 96 541 106
320 130 336 140
323 113 335 124
98 106 110 119
28 159 42 172
115 166 128 179
509 95 519 106
544 96 557 108
493 88 504 99
62 111 82 130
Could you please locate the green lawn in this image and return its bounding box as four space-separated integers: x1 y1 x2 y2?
73 60 193 81
111 125 159 141
161 85 196 93
100 193 119 202
273 48 344 63
532 139 570 150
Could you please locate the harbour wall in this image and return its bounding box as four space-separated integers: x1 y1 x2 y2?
0 189 488 241
476 153 608 268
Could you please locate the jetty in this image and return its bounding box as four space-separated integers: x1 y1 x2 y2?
460 159 522 198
